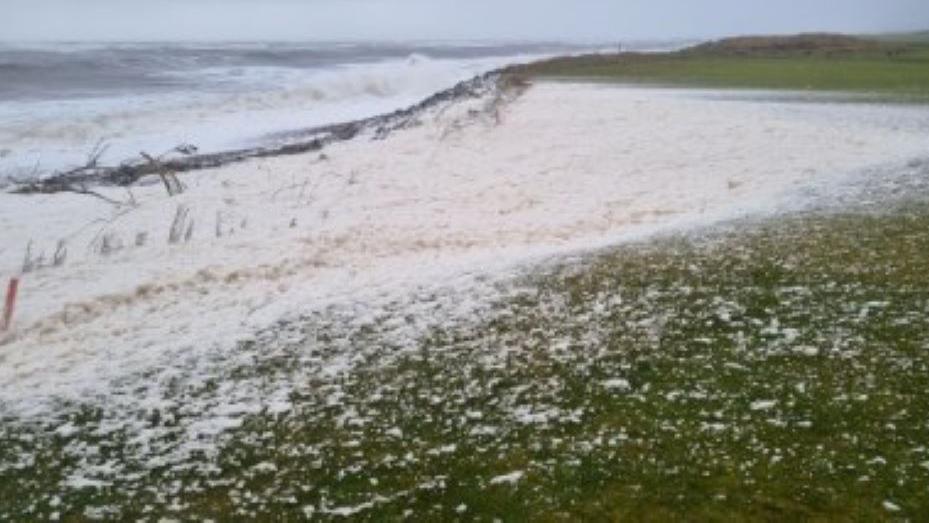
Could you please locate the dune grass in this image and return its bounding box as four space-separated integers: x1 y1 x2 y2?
515 35 929 99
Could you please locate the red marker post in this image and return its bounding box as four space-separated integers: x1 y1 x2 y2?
2 277 19 331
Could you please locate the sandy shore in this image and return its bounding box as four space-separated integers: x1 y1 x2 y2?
1 82 928 416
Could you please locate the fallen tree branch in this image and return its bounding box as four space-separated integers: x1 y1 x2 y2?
6 71 510 195
60 184 128 207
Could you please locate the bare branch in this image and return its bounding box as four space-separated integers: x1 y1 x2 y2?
141 151 185 196
60 184 127 207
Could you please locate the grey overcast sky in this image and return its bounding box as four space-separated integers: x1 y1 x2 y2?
1 0 928 42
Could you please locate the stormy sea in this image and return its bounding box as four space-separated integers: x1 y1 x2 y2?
0 40 595 181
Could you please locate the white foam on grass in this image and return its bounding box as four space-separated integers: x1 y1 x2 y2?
489 471 525 486
1 82 928 469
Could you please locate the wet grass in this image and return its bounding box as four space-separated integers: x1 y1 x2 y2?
3 193 929 520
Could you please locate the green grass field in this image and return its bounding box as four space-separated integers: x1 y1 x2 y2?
515 34 929 99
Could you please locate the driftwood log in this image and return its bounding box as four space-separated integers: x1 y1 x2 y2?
9 71 510 196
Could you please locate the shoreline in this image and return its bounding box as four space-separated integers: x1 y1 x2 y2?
8 70 512 192
8 31 929 194
0 39 592 189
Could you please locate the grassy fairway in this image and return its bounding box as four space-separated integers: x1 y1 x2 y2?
4 179 929 520
515 34 929 98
